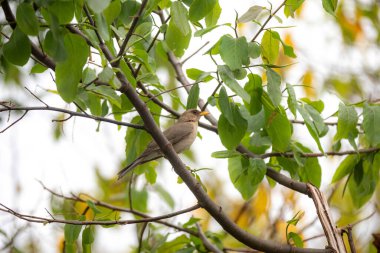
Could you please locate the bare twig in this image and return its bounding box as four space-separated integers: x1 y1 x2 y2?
0 110 28 133
0 106 144 129
250 0 287 42
24 87 48 107
0 202 200 226
181 41 210 65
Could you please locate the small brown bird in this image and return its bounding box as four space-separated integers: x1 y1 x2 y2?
117 109 209 179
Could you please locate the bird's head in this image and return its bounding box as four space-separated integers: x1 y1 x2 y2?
178 109 209 123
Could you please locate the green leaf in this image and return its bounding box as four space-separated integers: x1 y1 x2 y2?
218 86 235 126
287 232 304 247
131 189 148 212
55 33 89 102
305 104 329 137
94 13 110 42
238 5 265 23
3 27 31 66
157 235 189 253
171 1 191 35
119 0 140 25
300 98 324 113
294 143 322 187
189 0 216 22
30 63 48 74
331 155 359 183
322 0 338 15
265 108 292 152
348 153 380 208
284 0 305 18
64 223 83 244
155 184 175 209
125 117 151 165
166 21 192 57
194 24 225 37
334 103 358 143
16 3 39 35
86 93 102 116
88 85 121 108
248 42 261 59
244 74 263 115
43 28 67 62
87 0 111 13
205 0 221 27
228 157 266 200
186 68 213 82
219 35 249 71
211 150 241 158
363 104 380 146
297 104 324 152
218 65 250 103
42 1 75 24
186 84 200 109
218 105 247 150
286 83 297 117
266 68 282 107
103 0 121 24
82 226 94 253
261 30 280 64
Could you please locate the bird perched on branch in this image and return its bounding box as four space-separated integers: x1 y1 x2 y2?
117 109 209 179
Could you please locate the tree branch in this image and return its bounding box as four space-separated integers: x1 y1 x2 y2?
38 180 199 236
196 222 223 253
115 0 148 64
0 202 200 226
0 106 144 130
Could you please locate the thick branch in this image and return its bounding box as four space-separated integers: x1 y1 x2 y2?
1 0 56 69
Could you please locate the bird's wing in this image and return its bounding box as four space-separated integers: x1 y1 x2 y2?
163 122 195 145
143 122 195 152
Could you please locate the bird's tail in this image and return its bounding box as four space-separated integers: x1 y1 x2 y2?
117 159 141 180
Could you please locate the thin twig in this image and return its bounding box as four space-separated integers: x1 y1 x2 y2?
0 202 200 226
138 222 148 253
37 180 199 236
0 106 144 129
24 87 48 107
251 0 287 42
259 147 380 159
0 110 28 133
181 41 210 65
116 0 148 62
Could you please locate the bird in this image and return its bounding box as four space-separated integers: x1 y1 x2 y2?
117 109 209 179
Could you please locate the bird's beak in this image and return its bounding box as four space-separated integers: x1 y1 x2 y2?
200 111 209 116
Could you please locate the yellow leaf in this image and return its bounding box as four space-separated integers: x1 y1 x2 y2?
302 70 316 98
251 184 270 217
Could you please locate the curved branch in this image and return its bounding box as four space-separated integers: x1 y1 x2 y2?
0 106 144 130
